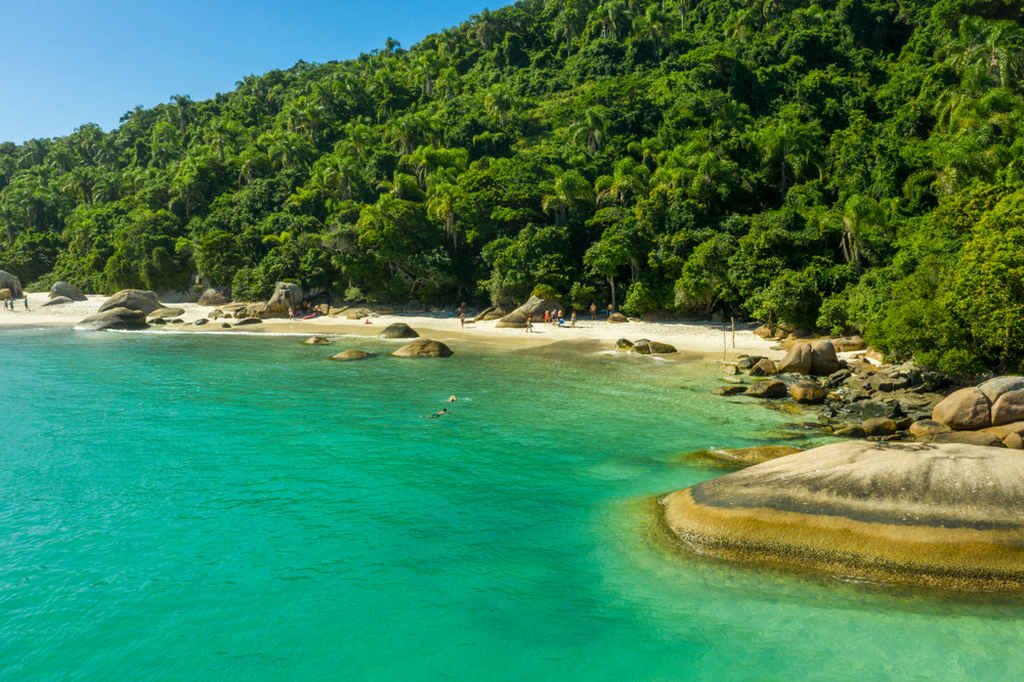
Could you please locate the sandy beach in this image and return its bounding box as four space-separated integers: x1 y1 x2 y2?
0 292 784 358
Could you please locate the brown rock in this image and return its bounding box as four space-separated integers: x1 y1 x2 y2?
834 425 866 438
98 290 163 316
809 340 841 375
862 417 898 437
330 349 374 361
789 382 826 404
931 431 1005 447
978 376 1024 403
712 385 748 396
991 390 1024 426
745 380 787 399
932 388 992 430
631 339 677 355
753 324 774 339
198 288 229 306
750 358 778 376
776 343 813 374
832 336 865 352
379 323 419 339
1004 433 1024 450
608 312 628 323
392 339 453 358
304 336 331 345
909 420 952 440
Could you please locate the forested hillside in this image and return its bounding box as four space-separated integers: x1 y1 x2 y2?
1 0 1023 371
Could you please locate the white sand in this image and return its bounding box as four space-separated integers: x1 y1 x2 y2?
0 292 784 358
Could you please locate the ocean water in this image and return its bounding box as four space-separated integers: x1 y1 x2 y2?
1 328 1023 681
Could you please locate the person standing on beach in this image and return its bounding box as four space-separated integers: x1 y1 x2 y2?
459 310 465 328
589 302 596 320
570 310 577 327
526 313 533 333
24 296 29 310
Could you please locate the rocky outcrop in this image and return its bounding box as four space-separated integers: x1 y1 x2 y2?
0 271 22 298
776 343 813 374
76 307 148 331
631 339 677 355
473 306 506 322
711 385 748 396
615 338 634 351
49 280 86 301
265 282 303 317
932 388 992 430
330 349 375 361
304 336 331 345
392 339 453 358
41 296 73 307
98 290 163 316
659 440 1024 591
379 323 419 339
198 288 230 306
832 335 866 352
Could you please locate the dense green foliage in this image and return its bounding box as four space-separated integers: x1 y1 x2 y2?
2 0 1023 371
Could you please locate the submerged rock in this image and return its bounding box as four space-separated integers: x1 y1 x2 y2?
683 445 800 468
659 440 1024 591
631 339 677 355
304 336 331 345
330 349 374 361
711 385 748 396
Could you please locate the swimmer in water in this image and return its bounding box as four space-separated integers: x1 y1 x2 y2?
430 408 449 418
448 395 457 403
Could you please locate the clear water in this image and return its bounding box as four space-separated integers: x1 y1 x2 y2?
1 329 1023 681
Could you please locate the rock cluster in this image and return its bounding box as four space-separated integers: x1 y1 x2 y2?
495 295 563 328
919 376 1024 448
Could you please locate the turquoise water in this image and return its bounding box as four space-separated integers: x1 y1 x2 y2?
1 329 1023 680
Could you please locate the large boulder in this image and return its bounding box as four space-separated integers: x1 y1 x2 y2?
98 290 163 316
496 295 563 328
392 339 453 358
608 312 628 323
41 296 73 307
473 306 505 322
659 440 1024 591
978 376 1024 403
776 343 813 374
809 340 841 375
197 288 230 306
379 323 419 339
977 376 1024 426
49 280 86 301
832 336 866 352
932 387 992 430
265 282 303 316
76 307 148 331
0 271 22 298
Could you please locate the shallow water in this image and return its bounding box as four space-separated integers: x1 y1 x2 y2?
0 329 1022 680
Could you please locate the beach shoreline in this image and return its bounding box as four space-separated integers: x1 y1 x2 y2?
0 292 784 359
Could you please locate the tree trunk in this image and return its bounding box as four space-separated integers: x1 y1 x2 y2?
609 275 616 310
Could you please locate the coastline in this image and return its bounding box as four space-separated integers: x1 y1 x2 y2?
0 292 784 359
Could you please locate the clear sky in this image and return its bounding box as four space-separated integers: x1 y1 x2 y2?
0 0 506 144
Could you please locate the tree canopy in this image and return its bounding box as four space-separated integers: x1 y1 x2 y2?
2 0 1024 372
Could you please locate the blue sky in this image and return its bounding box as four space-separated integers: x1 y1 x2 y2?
0 0 506 144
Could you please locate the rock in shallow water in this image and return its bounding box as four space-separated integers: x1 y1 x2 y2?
659 440 1024 591
392 339 453 358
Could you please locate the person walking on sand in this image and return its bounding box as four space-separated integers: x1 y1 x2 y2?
544 309 550 325
571 310 577 327
526 313 533 333
459 310 465 328
589 302 596 320
23 296 29 310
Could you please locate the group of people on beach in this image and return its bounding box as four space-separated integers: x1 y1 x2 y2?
1 296 28 311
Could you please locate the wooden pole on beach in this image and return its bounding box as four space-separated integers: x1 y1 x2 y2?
731 317 736 348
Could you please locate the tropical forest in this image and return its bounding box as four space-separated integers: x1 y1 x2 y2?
1 0 1022 372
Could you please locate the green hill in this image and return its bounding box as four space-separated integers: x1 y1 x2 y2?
1 0 1023 372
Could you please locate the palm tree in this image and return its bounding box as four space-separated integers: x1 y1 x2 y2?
572 108 608 157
